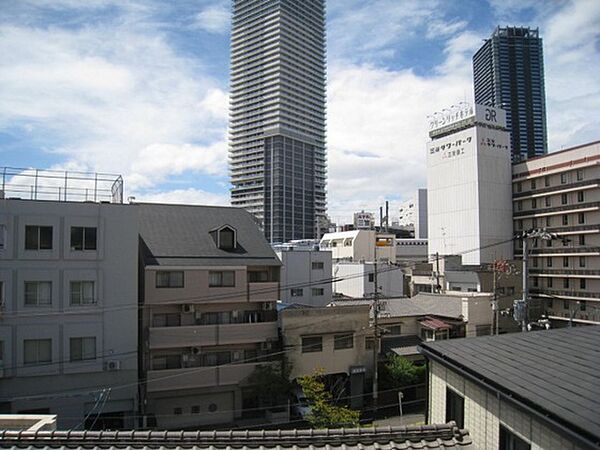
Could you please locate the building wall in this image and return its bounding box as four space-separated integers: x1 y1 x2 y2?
428 360 585 449
415 189 428 239
427 107 513 265
280 305 372 380
333 262 403 299
0 200 138 429
276 249 332 307
320 230 396 264
141 265 280 429
512 141 600 324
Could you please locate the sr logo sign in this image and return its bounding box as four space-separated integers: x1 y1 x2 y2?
485 108 497 122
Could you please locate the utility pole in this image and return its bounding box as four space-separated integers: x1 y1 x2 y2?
492 261 498 335
372 236 379 418
521 235 529 332
435 252 441 293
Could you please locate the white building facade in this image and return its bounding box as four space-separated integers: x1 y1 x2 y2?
276 248 332 307
427 104 513 265
320 230 396 264
332 262 403 299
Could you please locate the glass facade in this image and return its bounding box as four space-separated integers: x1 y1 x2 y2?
473 26 547 162
229 0 327 242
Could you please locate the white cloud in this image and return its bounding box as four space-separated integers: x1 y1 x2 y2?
194 4 230 34
134 188 230 206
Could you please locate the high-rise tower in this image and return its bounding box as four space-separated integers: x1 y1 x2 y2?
473 26 547 162
229 0 327 243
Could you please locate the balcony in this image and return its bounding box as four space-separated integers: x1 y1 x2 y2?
218 321 278 345
512 178 600 199
530 288 600 300
248 282 280 302
513 201 600 218
146 362 269 393
530 268 600 277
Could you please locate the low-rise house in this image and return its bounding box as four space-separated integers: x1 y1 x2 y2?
419 326 600 449
138 204 281 429
280 305 373 409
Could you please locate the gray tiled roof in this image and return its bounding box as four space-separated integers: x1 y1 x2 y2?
419 326 600 447
329 296 463 320
137 203 281 267
0 424 473 449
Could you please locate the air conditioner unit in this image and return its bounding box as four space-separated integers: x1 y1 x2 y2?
105 360 121 371
182 304 195 313
190 347 201 355
262 302 274 311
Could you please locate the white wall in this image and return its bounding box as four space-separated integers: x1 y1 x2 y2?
333 262 403 298
276 249 332 307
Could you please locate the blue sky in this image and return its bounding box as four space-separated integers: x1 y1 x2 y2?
1 0 599 223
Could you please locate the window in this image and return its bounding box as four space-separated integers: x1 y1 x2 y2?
545 197 551 207
532 258 538 268
0 280 4 307
25 226 53 250
191 406 200 415
579 256 586 268
445 388 464 428
312 288 324 296
578 213 585 224
290 288 303 297
546 216 552 227
203 351 231 366
24 281 52 306
174 408 182 416
560 173 567 184
546 239 552 247
562 215 568 226
561 193 568 205
156 271 184 288
547 278 553 288
507 287 515 295
531 199 536 209
563 257 569 268
70 281 95 305
302 336 322 353
563 300 569 310
218 227 235 250
334 333 353 350
368 273 374 282
580 279 586 290
248 271 269 282
547 298 553 309
516 182 522 193
516 219 522 230
152 313 181 327
70 227 97 251
563 278 570 289
532 277 538 287
23 339 52 365
517 201 522 211
577 191 584 203
530 179 536 190
576 169 584 181
500 425 531 450
365 337 374 350
70 337 96 361
544 176 550 187
388 325 402 335
579 235 585 246
209 271 235 287
311 261 324 270
152 354 181 370
546 257 552 268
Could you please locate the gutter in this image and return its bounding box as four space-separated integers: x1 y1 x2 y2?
418 344 600 450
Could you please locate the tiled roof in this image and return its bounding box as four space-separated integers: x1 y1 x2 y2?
137 203 281 267
0 424 473 449
419 317 452 330
419 326 600 448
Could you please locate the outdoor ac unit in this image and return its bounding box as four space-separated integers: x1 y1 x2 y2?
105 360 121 371
262 302 274 311
190 347 201 355
182 304 195 313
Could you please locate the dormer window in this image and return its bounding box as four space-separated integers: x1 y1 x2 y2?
210 225 237 250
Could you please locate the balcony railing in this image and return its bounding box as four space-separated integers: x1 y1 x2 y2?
518 246 600 255
530 288 599 300
513 201 600 218
512 178 600 199
530 268 600 276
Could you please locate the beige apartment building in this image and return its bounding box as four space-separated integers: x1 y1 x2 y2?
512 141 600 325
138 204 281 429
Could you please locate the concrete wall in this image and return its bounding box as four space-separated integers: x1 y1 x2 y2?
333 262 403 299
276 249 332 307
415 189 428 239
0 199 138 429
428 360 585 449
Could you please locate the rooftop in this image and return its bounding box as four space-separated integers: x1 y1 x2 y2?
419 326 600 448
0 424 473 449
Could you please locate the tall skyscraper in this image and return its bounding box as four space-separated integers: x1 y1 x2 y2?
229 0 327 243
473 26 548 162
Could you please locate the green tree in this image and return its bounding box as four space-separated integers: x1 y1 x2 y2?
380 355 426 389
297 370 360 428
247 362 293 409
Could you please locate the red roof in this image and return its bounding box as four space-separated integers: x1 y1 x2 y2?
419 317 451 330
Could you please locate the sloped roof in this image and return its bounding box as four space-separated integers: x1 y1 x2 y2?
137 203 281 267
419 317 452 330
419 326 600 448
0 424 473 449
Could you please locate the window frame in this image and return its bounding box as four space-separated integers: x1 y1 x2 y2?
25 225 53 251
24 281 52 307
333 333 354 350
70 226 97 251
445 388 464 428
69 336 97 362
301 336 322 353
311 261 324 270
499 424 531 450
69 280 96 306
208 271 235 287
23 338 52 365
311 287 324 296
156 271 185 288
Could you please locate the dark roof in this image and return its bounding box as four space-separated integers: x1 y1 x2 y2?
0 424 473 449
137 203 281 267
419 326 600 448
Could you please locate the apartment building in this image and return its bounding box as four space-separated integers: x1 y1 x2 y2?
137 204 281 429
280 305 373 410
275 247 332 307
320 230 396 264
512 141 600 325
420 326 600 449
0 194 138 429
332 262 403 299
